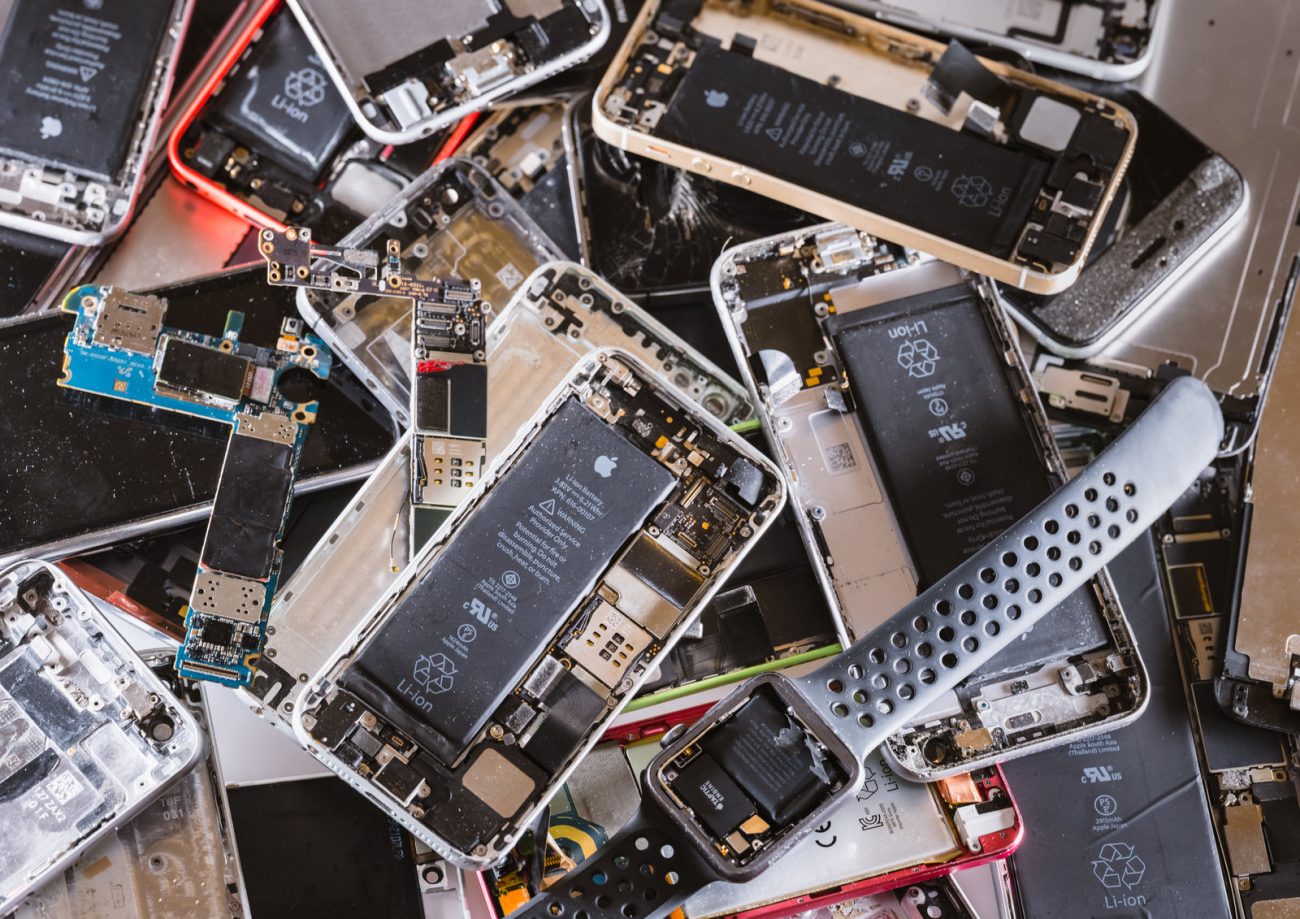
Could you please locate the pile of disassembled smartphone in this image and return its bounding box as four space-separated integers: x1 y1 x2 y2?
0 0 1297 917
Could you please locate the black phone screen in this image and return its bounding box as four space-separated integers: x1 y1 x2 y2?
0 267 396 559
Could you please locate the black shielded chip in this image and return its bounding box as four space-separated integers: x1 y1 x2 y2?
675 751 756 838
340 397 676 760
201 430 295 580
156 339 252 402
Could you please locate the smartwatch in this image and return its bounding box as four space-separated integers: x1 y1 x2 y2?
516 375 1224 919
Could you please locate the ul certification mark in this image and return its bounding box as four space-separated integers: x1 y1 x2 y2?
897 338 940 378
1092 843 1145 890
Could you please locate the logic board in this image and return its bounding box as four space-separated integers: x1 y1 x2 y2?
59 284 331 686
260 225 490 510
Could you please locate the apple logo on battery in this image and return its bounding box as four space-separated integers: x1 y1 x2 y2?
594 455 618 478
705 90 729 108
39 116 62 140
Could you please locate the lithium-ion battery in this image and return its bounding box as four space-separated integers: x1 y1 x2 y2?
654 45 1048 258
340 397 675 758
210 11 353 180
1004 537 1231 919
830 285 1108 673
0 0 174 179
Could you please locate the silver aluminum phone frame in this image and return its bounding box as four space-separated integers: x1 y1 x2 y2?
290 348 784 869
0 561 205 913
0 0 195 245
247 262 752 733
284 0 611 144
710 227 1147 779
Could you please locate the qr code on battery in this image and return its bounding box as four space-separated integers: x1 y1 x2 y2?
45 771 83 806
824 442 857 473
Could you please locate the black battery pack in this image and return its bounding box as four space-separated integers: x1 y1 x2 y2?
705 688 832 826
1005 538 1232 918
210 11 353 181
830 285 1108 672
340 397 676 758
655 44 1047 258
0 0 174 179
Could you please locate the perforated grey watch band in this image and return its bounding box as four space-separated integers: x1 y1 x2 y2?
793 375 1223 757
520 376 1223 919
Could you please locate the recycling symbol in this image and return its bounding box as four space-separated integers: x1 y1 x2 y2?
284 67 328 108
412 653 456 695
951 174 993 208
896 338 940 378
1092 842 1145 890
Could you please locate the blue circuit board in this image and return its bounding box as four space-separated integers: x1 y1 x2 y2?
59 284 332 687
60 284 331 422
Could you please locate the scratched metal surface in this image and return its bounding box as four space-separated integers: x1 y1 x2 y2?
1102 0 1300 400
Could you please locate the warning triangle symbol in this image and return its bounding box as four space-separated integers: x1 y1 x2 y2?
539 499 556 515
765 126 782 141
79 66 96 82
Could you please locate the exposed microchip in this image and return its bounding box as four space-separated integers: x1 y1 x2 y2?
156 339 252 402
200 429 295 580
339 397 675 760
0 0 174 179
201 620 235 649
654 44 1048 258
705 689 832 825
674 751 757 838
209 11 353 180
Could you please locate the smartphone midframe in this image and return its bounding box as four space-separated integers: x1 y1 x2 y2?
594 0 1137 294
284 0 611 143
0 562 205 913
0 0 194 245
290 348 784 867
713 225 1148 779
12 648 250 919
